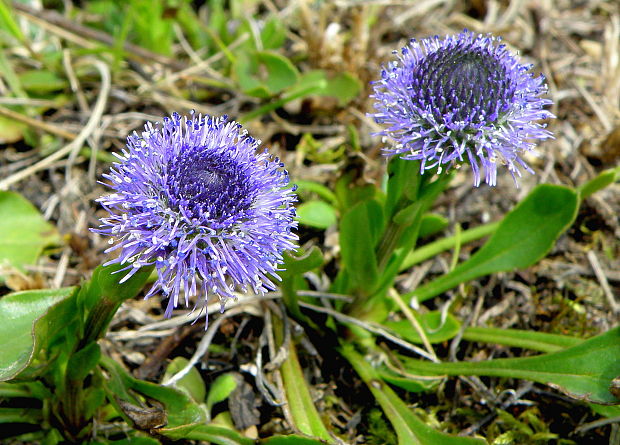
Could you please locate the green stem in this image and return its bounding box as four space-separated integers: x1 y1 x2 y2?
80 295 123 348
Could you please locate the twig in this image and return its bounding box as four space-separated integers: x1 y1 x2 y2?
299 301 440 362
0 59 110 190
387 288 438 361
0 105 77 140
162 306 247 387
587 250 620 313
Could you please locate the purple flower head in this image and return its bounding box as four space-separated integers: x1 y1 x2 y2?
93 112 298 318
371 30 554 186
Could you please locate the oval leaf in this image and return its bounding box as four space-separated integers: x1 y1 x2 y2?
296 200 337 229
0 287 76 381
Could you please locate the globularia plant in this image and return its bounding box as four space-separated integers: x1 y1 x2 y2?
0 27 617 445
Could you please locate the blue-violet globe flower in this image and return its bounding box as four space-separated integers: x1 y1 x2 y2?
371 30 554 186
93 112 298 318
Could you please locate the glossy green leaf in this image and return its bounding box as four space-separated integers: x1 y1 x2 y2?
163 357 207 404
407 185 579 303
462 327 583 353
341 345 486 445
0 287 76 381
398 327 620 405
83 262 154 310
296 200 338 229
383 311 461 344
0 191 61 278
339 200 381 292
205 373 238 413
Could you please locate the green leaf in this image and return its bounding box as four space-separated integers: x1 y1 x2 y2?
256 50 299 94
339 200 381 292
322 72 362 105
378 367 441 393
0 0 25 43
407 185 579 303
262 436 330 444
398 327 620 405
272 314 333 442
0 115 25 144
0 287 77 381
100 355 206 429
19 70 67 94
578 166 620 199
159 424 254 444
462 327 583 353
280 247 324 279
340 345 486 445
0 191 61 278
83 262 154 310
163 357 207 404
419 213 449 238
205 373 238 413
260 17 287 49
294 180 338 205
108 437 161 445
400 222 498 271
0 381 50 399
296 200 338 229
383 311 461 344
67 343 101 381
280 339 333 442
0 407 42 424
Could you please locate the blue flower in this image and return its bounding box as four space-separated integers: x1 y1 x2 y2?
93 112 298 318
371 30 554 186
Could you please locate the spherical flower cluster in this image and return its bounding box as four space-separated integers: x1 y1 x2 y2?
371 30 554 186
93 112 298 318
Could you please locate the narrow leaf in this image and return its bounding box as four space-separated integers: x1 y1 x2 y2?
407 185 579 303
339 200 381 292
340 345 486 445
462 327 583 353
280 334 333 442
399 327 620 405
